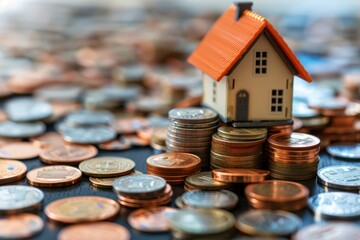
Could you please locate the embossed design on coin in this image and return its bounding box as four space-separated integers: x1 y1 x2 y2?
0 160 27 184
79 157 135 177
317 165 360 190
169 108 217 123
0 213 44 239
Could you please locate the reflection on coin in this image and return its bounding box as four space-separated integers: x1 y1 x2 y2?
326 143 360 159
0 121 46 138
185 171 230 190
212 168 270 183
45 196 120 224
64 110 115 126
0 142 39 160
5 97 53 122
0 186 44 215
236 210 301 237
113 174 166 197
268 132 320 150
39 144 97 165
293 222 360 240
79 157 135 177
58 222 130 240
26 165 82 187
128 207 178 232
169 209 235 235
218 127 267 140
89 171 142 188
62 126 116 144
308 192 360 220
0 160 27 184
317 165 360 190
181 190 238 209
0 213 44 239
169 108 217 123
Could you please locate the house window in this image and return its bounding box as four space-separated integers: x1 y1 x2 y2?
270 89 284 113
255 51 268 75
212 82 216 103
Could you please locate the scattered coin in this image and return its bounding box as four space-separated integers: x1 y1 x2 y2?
236 210 302 237
62 126 117 144
79 156 135 177
0 186 44 215
0 142 39 160
26 165 82 187
0 121 46 138
45 196 120 224
89 171 142 188
292 222 360 240
30 132 64 148
185 171 230 191
128 207 178 232
39 144 97 165
212 168 270 183
64 110 115 126
97 137 132 151
180 190 238 209
0 213 44 239
326 143 360 159
317 165 360 190
58 222 130 240
308 192 360 220
0 160 27 184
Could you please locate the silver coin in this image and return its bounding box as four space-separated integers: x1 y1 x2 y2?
317 166 360 190
64 110 115 126
169 209 235 235
0 186 44 215
0 121 46 138
113 174 166 197
293 222 360 240
168 108 217 123
5 97 53 122
181 190 238 209
327 144 360 159
101 85 141 102
35 84 83 102
236 210 302 237
62 126 116 144
308 192 360 220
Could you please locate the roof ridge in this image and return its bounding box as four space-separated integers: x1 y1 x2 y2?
243 10 266 22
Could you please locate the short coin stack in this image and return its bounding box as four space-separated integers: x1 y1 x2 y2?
166 108 219 168
146 153 201 185
113 174 172 208
268 132 321 180
211 127 267 169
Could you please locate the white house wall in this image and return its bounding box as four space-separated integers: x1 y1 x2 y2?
227 34 294 121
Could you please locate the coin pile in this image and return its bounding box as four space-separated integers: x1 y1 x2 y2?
184 171 231 191
146 153 201 185
245 180 309 211
268 132 321 180
113 174 173 208
166 108 219 168
211 127 267 169
169 209 235 239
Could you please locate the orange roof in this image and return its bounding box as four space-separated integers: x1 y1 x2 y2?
188 5 312 82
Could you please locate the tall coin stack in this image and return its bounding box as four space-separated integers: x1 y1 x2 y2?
211 127 267 169
166 108 219 168
268 132 321 180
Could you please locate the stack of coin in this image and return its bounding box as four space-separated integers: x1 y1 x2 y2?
169 209 235 239
113 174 173 208
268 132 320 180
245 180 309 211
166 108 219 168
211 127 267 169
184 171 231 191
146 153 201 185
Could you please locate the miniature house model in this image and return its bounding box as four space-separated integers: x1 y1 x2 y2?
188 2 312 127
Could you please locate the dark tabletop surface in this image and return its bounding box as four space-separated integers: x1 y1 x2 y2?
7 145 360 240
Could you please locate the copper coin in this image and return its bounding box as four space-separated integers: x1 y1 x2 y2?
123 134 150 146
128 207 178 232
39 144 97 165
0 213 44 239
30 132 64 148
26 165 82 187
98 137 132 151
79 157 135 177
0 142 39 160
0 110 8 123
268 133 320 151
111 117 149 134
45 196 120 224
89 170 143 188
212 168 270 183
0 160 27 184
58 222 130 240
146 153 201 172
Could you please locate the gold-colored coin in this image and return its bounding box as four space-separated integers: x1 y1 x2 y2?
89 170 143 188
79 157 136 177
0 160 27 184
217 127 267 140
185 171 230 190
45 196 120 224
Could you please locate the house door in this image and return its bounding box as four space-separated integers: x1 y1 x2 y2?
236 90 249 121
